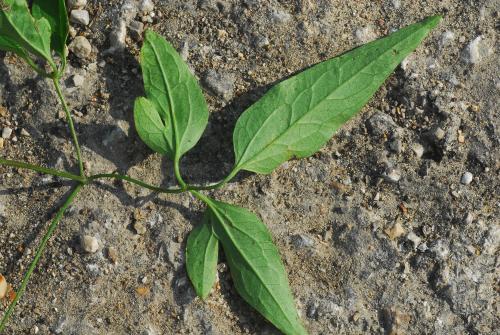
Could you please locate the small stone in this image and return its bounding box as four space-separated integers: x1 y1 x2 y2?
69 36 92 59
72 74 85 87
291 234 315 249
411 143 424 158
433 127 446 140
81 235 99 253
2 127 13 139
0 138 4 149
464 36 493 64
460 171 473 185
134 222 147 235
67 0 87 9
203 70 235 101
139 0 155 13
108 20 127 52
388 138 403 154
355 25 377 43
20 128 30 137
366 111 398 137
383 167 401 183
70 9 90 26
32 325 39 334
385 221 405 240
463 212 474 225
129 20 144 41
406 232 421 249
107 247 118 263
0 106 7 117
0 274 7 299
439 31 455 48
253 35 270 48
270 8 291 24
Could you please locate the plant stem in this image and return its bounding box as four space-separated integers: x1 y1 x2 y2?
187 169 239 191
52 78 85 177
173 155 187 190
88 173 183 194
0 184 83 332
0 157 86 183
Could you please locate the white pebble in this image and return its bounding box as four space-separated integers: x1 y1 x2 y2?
139 0 155 13
464 36 492 64
406 232 421 249
461 171 473 185
70 10 90 26
0 274 7 299
411 143 424 158
384 168 401 183
81 235 99 253
69 36 92 59
72 74 85 87
2 127 13 139
67 0 87 9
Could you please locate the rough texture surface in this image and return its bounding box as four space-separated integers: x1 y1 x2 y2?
0 0 498 334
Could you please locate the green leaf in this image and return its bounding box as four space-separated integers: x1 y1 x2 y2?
135 30 209 159
0 0 53 63
232 16 441 174
134 97 170 156
0 35 28 57
186 212 219 299
32 0 69 58
205 199 307 335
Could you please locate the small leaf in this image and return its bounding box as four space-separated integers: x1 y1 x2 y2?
232 16 441 174
135 30 209 159
0 0 53 62
32 0 69 58
186 212 219 299
134 97 170 156
206 199 307 335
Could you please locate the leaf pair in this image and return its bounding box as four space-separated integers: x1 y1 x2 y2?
134 16 441 335
186 198 308 335
0 0 68 70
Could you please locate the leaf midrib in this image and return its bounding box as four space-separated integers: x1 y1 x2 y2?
208 204 298 331
235 24 423 172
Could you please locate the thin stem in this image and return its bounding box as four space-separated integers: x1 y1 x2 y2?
88 173 183 194
52 78 85 177
186 169 239 191
0 157 86 183
0 184 83 332
173 155 187 190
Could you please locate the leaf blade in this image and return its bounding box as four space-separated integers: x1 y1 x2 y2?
233 16 441 174
207 200 307 335
134 97 171 155
137 30 209 158
32 0 69 58
186 212 219 299
0 0 52 62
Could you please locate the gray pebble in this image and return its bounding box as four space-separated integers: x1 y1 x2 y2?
460 171 473 185
411 143 424 158
129 20 145 41
464 36 492 64
81 235 99 253
69 36 92 59
383 167 401 183
203 70 235 101
70 10 90 26
389 138 403 154
139 0 155 13
67 0 87 9
291 234 315 249
71 74 85 87
366 111 398 137
1 127 12 139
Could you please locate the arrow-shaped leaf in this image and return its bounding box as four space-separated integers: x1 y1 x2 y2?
232 16 441 174
0 0 53 63
186 212 219 299
32 0 69 58
205 199 307 335
134 30 209 160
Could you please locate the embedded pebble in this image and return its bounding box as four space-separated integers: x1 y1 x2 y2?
366 111 398 137
389 138 403 154
134 222 147 235
81 235 99 253
433 127 446 141
464 36 492 64
355 25 377 43
139 0 155 13
0 138 4 149
460 171 473 185
203 70 235 101
385 221 405 240
69 36 92 59
70 10 90 26
107 247 118 263
72 74 85 87
2 127 12 139
20 128 30 137
411 143 424 158
383 167 401 183
107 20 127 53
291 234 315 249
0 274 7 299
439 31 455 48
67 0 87 9
407 232 422 249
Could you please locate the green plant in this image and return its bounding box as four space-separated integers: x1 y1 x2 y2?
0 1 441 333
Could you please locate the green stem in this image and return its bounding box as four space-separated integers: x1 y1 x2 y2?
52 78 85 177
0 184 83 332
88 173 183 194
173 155 187 190
0 157 86 183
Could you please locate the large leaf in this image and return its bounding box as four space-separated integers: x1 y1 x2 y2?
232 16 441 174
32 0 69 58
135 30 209 160
186 212 219 299
205 199 307 335
0 0 52 62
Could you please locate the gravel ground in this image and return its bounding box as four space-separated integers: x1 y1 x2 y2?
0 0 498 334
